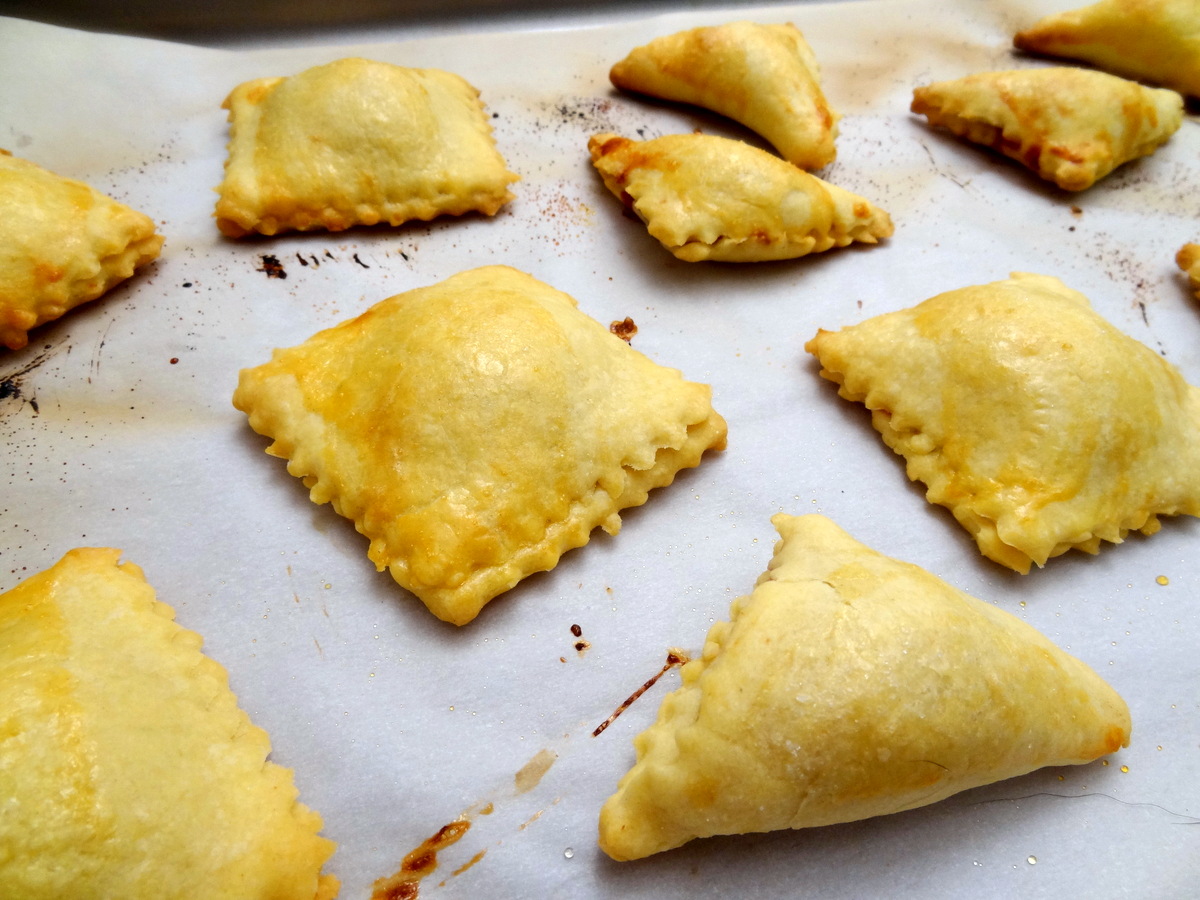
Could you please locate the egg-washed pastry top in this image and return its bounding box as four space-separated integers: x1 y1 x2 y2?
599 513 1130 861
0 548 338 900
806 272 1200 573
214 57 519 237
609 21 839 170
0 149 162 351
232 265 727 625
1015 0 1200 98
588 132 892 262
911 67 1183 191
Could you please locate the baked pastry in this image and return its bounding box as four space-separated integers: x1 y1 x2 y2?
0 150 162 351
214 57 518 237
588 133 892 262
609 22 839 170
599 513 1131 861
1178 243 1200 298
0 548 338 899
233 265 727 625
806 273 1200 573
1015 0 1200 97
910 67 1183 191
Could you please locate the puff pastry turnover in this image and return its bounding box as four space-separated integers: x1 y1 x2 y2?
214 57 518 237
599 513 1130 861
609 22 839 170
1015 0 1200 98
806 272 1200 573
0 548 338 899
232 265 727 625
911 67 1183 191
0 150 162 351
588 133 892 262
1178 243 1200 298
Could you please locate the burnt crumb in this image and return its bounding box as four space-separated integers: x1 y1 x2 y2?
574 640 591 653
257 254 287 279
181 281 192 288
1070 205 1083 217
570 623 582 637
609 317 637 342
353 253 370 268
169 357 179 365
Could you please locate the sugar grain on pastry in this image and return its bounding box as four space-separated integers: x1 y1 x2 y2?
609 21 839 170
214 57 519 237
0 548 338 899
0 149 163 351
1014 0 1200 97
911 67 1183 191
806 272 1200 573
599 513 1131 861
588 132 891 262
233 265 727 625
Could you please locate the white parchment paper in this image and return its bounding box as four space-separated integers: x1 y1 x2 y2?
1 1 1197 896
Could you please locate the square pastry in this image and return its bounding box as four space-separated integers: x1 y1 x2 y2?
0 150 162 351
806 273 1200 573
214 57 519 237
233 266 727 625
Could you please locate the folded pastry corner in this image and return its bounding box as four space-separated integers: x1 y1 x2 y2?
233 265 726 625
0 150 163 351
214 57 519 237
1014 0 1200 98
0 548 338 899
588 132 891 262
1178 243 1200 298
806 272 1200 573
911 67 1183 191
609 21 839 170
598 513 1130 861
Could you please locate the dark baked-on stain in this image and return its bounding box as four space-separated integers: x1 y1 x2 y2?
371 820 471 900
257 254 287 279
609 317 638 342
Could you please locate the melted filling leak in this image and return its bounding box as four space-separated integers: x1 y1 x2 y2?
371 819 471 900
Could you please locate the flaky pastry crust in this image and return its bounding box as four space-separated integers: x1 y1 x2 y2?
806 273 1200 573
609 21 839 170
599 514 1130 861
233 266 726 625
0 548 338 899
588 132 891 262
911 67 1183 191
214 57 518 237
0 150 162 351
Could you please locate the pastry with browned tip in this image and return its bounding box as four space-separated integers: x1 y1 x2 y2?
1178 243 1200 298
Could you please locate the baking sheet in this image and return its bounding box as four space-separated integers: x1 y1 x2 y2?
2 1 1198 896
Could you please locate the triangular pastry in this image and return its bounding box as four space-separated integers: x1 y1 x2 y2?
588 133 892 262
1178 243 1200 298
233 265 727 625
599 514 1131 861
1015 0 1200 98
214 57 519 237
910 67 1183 191
609 21 839 170
0 548 338 899
0 150 163 351
806 272 1200 573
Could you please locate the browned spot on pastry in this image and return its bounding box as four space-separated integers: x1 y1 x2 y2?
257 254 287 279
371 820 471 900
609 317 637 341
593 648 691 736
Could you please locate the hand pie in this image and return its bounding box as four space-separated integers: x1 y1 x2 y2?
0 548 338 899
806 272 1200 573
609 22 839 170
0 150 162 351
599 513 1131 861
1014 0 1200 97
910 67 1183 191
1178 243 1200 298
214 57 519 237
588 133 892 263
232 265 727 625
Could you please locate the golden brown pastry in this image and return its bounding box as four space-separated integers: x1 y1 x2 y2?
599 513 1131 861
588 132 892 262
1178 243 1200 298
910 67 1183 191
806 273 1200 573
1015 0 1200 97
0 150 162 351
214 57 518 237
0 548 338 899
233 265 727 625
609 22 839 170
